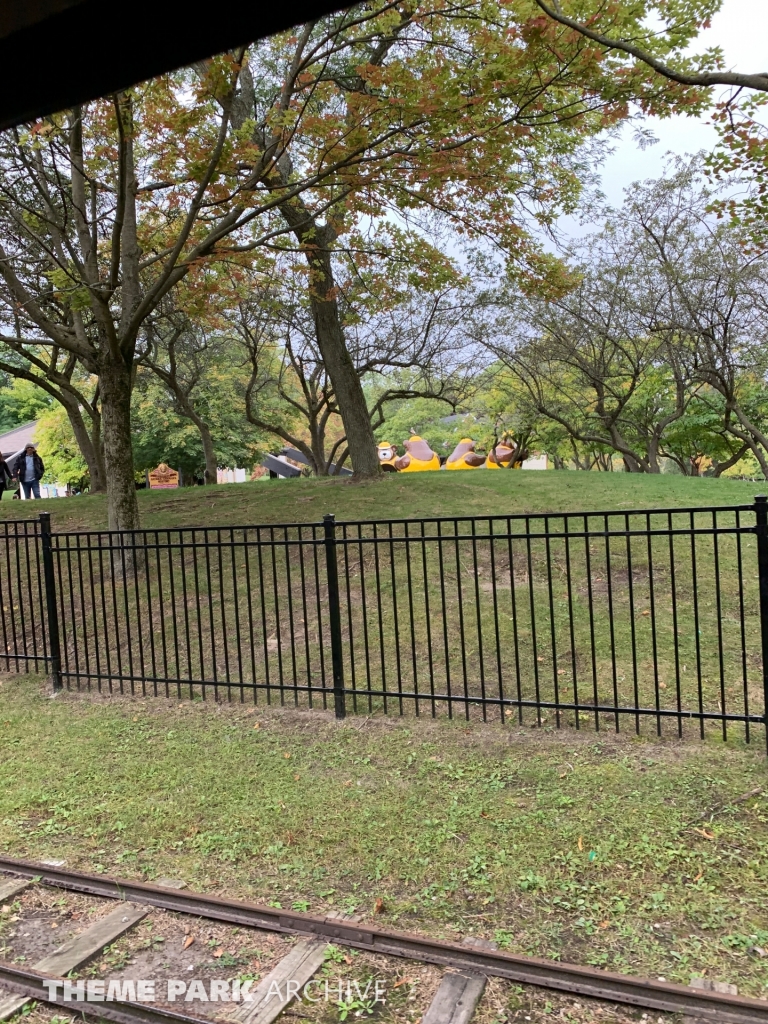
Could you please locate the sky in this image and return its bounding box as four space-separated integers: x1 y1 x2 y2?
571 0 768 223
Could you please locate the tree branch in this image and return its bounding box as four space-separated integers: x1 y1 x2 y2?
532 0 768 93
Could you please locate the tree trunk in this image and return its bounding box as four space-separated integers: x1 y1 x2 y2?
712 443 749 478
197 419 218 485
60 393 107 493
310 417 328 476
281 202 380 479
99 354 140 531
647 435 662 473
308 249 380 478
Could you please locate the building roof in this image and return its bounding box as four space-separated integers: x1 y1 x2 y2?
0 422 37 460
0 0 348 129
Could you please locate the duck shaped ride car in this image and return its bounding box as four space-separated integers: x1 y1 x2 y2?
445 438 487 470
487 443 519 469
395 435 441 472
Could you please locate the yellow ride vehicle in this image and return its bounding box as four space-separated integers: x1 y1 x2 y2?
394 435 441 472
487 442 523 469
445 438 487 470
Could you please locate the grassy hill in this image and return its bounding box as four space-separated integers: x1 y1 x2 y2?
1 470 766 532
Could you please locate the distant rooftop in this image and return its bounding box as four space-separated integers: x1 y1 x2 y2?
0 421 37 460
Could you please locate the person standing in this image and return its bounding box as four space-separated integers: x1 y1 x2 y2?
0 455 11 500
15 444 44 499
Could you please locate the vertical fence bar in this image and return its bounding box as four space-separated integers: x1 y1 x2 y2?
39 512 62 693
323 514 346 720
754 496 768 753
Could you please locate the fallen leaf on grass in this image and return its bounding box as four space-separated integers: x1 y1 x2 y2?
212 948 223 958
577 836 583 851
599 920 610 929
183 935 195 950
373 898 384 914
694 872 704 882
283 752 291 759
393 978 414 989
693 828 715 840
253 724 260 730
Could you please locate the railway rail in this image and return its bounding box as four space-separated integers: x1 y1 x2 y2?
0 856 766 1024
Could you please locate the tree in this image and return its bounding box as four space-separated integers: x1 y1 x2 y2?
132 363 267 482
530 1 768 245
141 312 254 485
224 0 671 476
532 0 768 95
0 377 52 433
483 160 768 476
660 386 751 476
233 252 481 474
627 163 768 476
0 0 720 525
0 344 105 489
468 364 584 469
35 405 91 490
486 246 696 473
0 79 254 528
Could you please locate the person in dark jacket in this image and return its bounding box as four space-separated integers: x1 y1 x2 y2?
14 444 44 499
0 456 11 500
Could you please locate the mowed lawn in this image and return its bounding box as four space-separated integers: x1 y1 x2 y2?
2 473 768 1011
1 677 767 1001
0 469 766 533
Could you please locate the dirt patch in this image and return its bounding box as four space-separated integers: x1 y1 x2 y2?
74 909 294 1018
68 909 445 1023
34 683 736 764
0 885 131 966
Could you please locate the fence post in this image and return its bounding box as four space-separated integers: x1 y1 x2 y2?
323 513 346 720
754 496 768 749
39 512 62 693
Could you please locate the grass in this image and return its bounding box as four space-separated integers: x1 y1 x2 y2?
0 469 767 533
1 676 768 1013
3 474 768 1020
11 469 764 738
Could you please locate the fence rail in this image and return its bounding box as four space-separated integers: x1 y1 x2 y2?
3 499 768 745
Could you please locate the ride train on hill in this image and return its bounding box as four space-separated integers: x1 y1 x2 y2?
376 435 528 472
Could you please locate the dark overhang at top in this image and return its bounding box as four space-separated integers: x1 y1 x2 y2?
0 0 350 130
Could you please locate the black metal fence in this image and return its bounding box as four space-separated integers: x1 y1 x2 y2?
3 499 768 744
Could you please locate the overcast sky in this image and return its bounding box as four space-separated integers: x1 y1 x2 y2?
571 0 768 222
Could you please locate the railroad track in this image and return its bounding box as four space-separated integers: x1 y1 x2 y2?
0 856 765 1024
